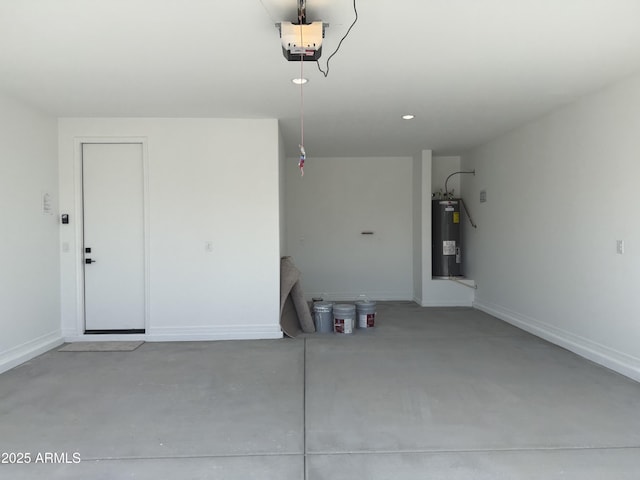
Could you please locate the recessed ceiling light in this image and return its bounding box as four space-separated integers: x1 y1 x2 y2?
292 78 308 85
402 114 415 120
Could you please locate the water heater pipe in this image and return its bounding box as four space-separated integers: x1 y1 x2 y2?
460 198 477 229
444 170 475 197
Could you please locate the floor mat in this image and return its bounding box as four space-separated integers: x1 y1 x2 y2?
58 341 144 352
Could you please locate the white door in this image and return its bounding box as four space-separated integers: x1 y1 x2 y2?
82 143 145 332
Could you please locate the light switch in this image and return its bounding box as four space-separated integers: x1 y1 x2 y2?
205 241 214 252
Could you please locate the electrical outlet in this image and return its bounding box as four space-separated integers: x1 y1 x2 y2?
616 240 624 254
480 190 487 203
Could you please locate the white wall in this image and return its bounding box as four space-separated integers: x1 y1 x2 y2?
278 126 286 256
58 118 282 341
284 156 414 301
0 94 61 373
462 72 640 382
412 151 425 301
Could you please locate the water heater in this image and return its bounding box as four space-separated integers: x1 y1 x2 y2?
432 199 462 278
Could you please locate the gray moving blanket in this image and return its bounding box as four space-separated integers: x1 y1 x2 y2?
280 256 315 337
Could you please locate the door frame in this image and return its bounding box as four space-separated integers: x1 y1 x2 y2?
73 137 150 338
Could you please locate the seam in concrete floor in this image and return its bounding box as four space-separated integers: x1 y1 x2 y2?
303 337 308 480
303 445 640 456
69 452 303 462
52 444 640 464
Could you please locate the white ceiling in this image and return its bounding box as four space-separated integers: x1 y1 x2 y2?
2 0 640 157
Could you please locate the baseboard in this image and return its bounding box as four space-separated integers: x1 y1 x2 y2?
306 292 413 302
145 324 283 342
0 331 64 375
474 298 640 383
420 300 474 307
63 324 284 343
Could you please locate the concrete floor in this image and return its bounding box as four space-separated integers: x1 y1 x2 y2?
1 302 640 479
